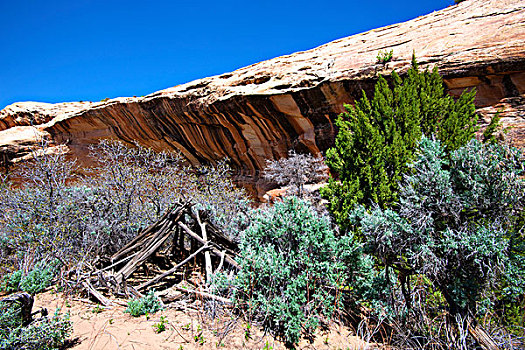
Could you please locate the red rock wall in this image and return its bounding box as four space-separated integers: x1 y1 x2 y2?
1 0 524 195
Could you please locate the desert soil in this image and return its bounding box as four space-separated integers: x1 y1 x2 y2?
33 291 371 350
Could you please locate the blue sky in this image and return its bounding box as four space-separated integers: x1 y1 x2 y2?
0 0 455 109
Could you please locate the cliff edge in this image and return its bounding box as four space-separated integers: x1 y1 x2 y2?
1 0 524 194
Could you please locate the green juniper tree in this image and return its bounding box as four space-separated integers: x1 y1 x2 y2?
322 56 478 230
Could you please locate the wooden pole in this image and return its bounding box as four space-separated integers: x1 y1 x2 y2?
196 210 213 284
137 245 209 291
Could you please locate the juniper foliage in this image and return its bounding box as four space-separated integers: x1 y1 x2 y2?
322 56 478 230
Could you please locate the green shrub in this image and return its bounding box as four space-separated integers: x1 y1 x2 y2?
482 112 502 144
152 316 168 333
0 305 71 350
2 261 59 295
376 49 393 64
1 271 22 293
231 197 368 347
125 290 163 317
352 137 525 343
322 56 478 230
0 304 21 341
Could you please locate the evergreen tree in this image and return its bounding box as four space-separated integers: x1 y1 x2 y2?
322 56 478 230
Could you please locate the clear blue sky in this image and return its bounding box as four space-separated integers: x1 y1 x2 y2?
0 0 455 109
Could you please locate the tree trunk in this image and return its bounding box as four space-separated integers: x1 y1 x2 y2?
438 284 499 350
467 316 499 350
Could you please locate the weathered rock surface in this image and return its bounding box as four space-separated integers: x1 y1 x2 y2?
1 0 524 194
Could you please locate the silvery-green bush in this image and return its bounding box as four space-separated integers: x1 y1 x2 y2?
0 140 249 275
2 261 59 295
352 136 525 344
232 197 374 347
0 306 71 350
125 290 163 317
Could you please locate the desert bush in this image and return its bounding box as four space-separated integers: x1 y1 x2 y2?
0 303 71 350
0 304 21 341
230 197 374 347
125 290 163 317
322 56 478 230
376 49 393 64
352 137 525 347
0 139 250 279
263 150 328 197
2 261 59 295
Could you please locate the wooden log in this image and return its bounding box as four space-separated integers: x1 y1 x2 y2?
187 210 237 251
97 272 109 289
1 292 34 325
196 211 213 284
207 224 237 247
112 217 171 261
137 245 209 291
112 202 189 261
121 275 129 298
106 274 120 294
467 318 499 350
92 251 141 276
178 223 186 251
127 286 143 299
215 250 226 274
169 226 182 257
112 216 168 260
114 218 177 282
178 222 239 269
115 230 173 283
82 281 112 306
171 284 232 304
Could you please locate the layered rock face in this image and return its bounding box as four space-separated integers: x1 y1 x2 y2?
1 0 524 194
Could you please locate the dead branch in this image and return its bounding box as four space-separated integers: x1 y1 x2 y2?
137 245 209 291
196 210 213 284
80 202 239 304
171 285 232 305
178 222 239 269
82 281 113 307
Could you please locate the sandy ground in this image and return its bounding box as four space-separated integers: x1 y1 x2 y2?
33 291 372 350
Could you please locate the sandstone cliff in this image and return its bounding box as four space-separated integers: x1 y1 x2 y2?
1 0 524 194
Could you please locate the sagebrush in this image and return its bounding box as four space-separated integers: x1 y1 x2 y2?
230 197 374 347
125 290 163 317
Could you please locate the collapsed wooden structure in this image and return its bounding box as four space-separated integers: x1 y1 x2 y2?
82 201 238 306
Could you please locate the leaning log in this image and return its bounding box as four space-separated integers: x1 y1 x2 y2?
137 245 209 291
196 211 213 284
178 222 239 269
82 281 113 306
